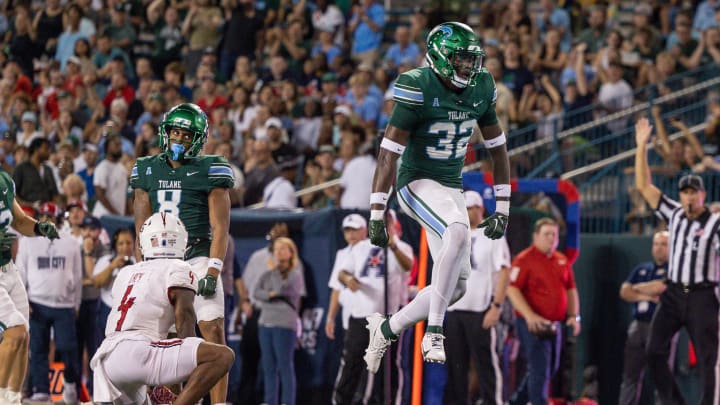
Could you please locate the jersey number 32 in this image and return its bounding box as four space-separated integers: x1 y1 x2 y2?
426 120 474 160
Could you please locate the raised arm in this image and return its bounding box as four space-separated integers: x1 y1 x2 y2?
634 118 662 209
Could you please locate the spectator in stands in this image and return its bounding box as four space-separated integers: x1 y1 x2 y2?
536 0 572 53
33 0 64 58
348 0 386 66
508 218 581 405
93 33 132 80
577 5 608 56
652 105 703 173
671 20 705 72
219 0 265 80
102 72 135 111
312 0 345 45
631 4 663 54
92 134 127 217
77 144 98 202
61 174 87 207
384 25 421 70
19 202 82 404
8 8 38 77
274 19 310 77
343 73 381 132
263 155 298 209
16 111 42 147
13 137 59 208
197 74 229 117
301 145 340 209
182 0 224 79
61 199 86 241
561 45 594 131
502 41 534 98
254 237 305 405
665 11 693 52
312 28 343 68
338 139 375 210
499 0 532 38
597 61 633 134
105 4 136 53
693 0 719 32
529 28 567 79
152 5 184 75
518 75 563 140
56 4 88 72
244 136 279 206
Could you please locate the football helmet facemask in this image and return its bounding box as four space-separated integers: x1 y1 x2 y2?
425 22 485 88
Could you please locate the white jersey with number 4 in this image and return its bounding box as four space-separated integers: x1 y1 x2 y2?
105 259 197 341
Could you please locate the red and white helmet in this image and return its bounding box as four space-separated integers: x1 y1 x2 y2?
138 212 188 259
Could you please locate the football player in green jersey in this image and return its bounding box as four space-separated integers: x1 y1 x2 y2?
0 171 59 405
364 22 512 372
131 103 233 404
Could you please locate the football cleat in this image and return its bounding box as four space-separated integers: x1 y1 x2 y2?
421 332 446 364
364 313 392 373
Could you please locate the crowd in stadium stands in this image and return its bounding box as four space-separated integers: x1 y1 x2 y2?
2 0 720 403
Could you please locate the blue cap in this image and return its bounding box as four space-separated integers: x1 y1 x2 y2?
81 216 102 229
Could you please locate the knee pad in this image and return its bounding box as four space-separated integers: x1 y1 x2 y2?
449 279 467 305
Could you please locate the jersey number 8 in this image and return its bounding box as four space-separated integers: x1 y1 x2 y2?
426 120 474 160
157 190 182 217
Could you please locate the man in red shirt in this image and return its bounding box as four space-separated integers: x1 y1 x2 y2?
102 72 135 110
507 218 581 405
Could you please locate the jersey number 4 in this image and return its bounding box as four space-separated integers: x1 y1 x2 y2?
115 285 136 331
426 120 474 160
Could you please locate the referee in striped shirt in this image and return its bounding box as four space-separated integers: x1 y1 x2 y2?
634 117 720 405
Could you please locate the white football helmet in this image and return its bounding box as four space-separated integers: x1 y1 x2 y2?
139 212 188 259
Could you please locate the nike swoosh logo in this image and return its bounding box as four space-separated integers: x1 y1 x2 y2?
186 171 198 176
485 138 502 147
473 101 484 107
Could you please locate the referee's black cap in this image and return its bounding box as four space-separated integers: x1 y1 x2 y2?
679 174 705 192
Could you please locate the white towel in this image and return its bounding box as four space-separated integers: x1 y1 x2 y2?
90 338 124 403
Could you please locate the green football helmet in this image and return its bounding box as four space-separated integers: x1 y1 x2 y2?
425 22 485 88
159 103 209 160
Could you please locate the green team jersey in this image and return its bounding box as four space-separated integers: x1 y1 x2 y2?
0 172 14 266
130 153 234 259
389 66 499 190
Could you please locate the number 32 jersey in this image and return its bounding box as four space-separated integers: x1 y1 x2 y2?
130 153 234 259
390 66 498 190
105 259 197 341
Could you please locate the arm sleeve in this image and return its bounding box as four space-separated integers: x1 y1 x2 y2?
388 74 424 131
207 156 235 190
93 255 112 276
509 256 529 290
253 271 272 302
565 264 577 289
129 160 146 190
491 237 511 273
328 250 346 291
477 74 500 128
167 261 198 294
625 264 644 284
655 194 681 223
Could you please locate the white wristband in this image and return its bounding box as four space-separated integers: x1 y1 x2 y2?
380 138 406 155
495 200 510 216
483 132 507 149
370 210 385 220
208 258 224 271
493 184 511 198
370 192 389 205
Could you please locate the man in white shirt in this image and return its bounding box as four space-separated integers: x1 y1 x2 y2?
92 134 128 218
17 203 83 405
333 212 413 404
598 61 634 134
339 149 376 209
263 156 298 209
444 191 510 405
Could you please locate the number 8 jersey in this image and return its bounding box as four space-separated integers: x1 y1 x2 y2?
390 66 498 190
130 153 234 259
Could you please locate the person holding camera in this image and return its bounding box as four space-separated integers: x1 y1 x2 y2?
507 217 581 405
92 228 136 342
